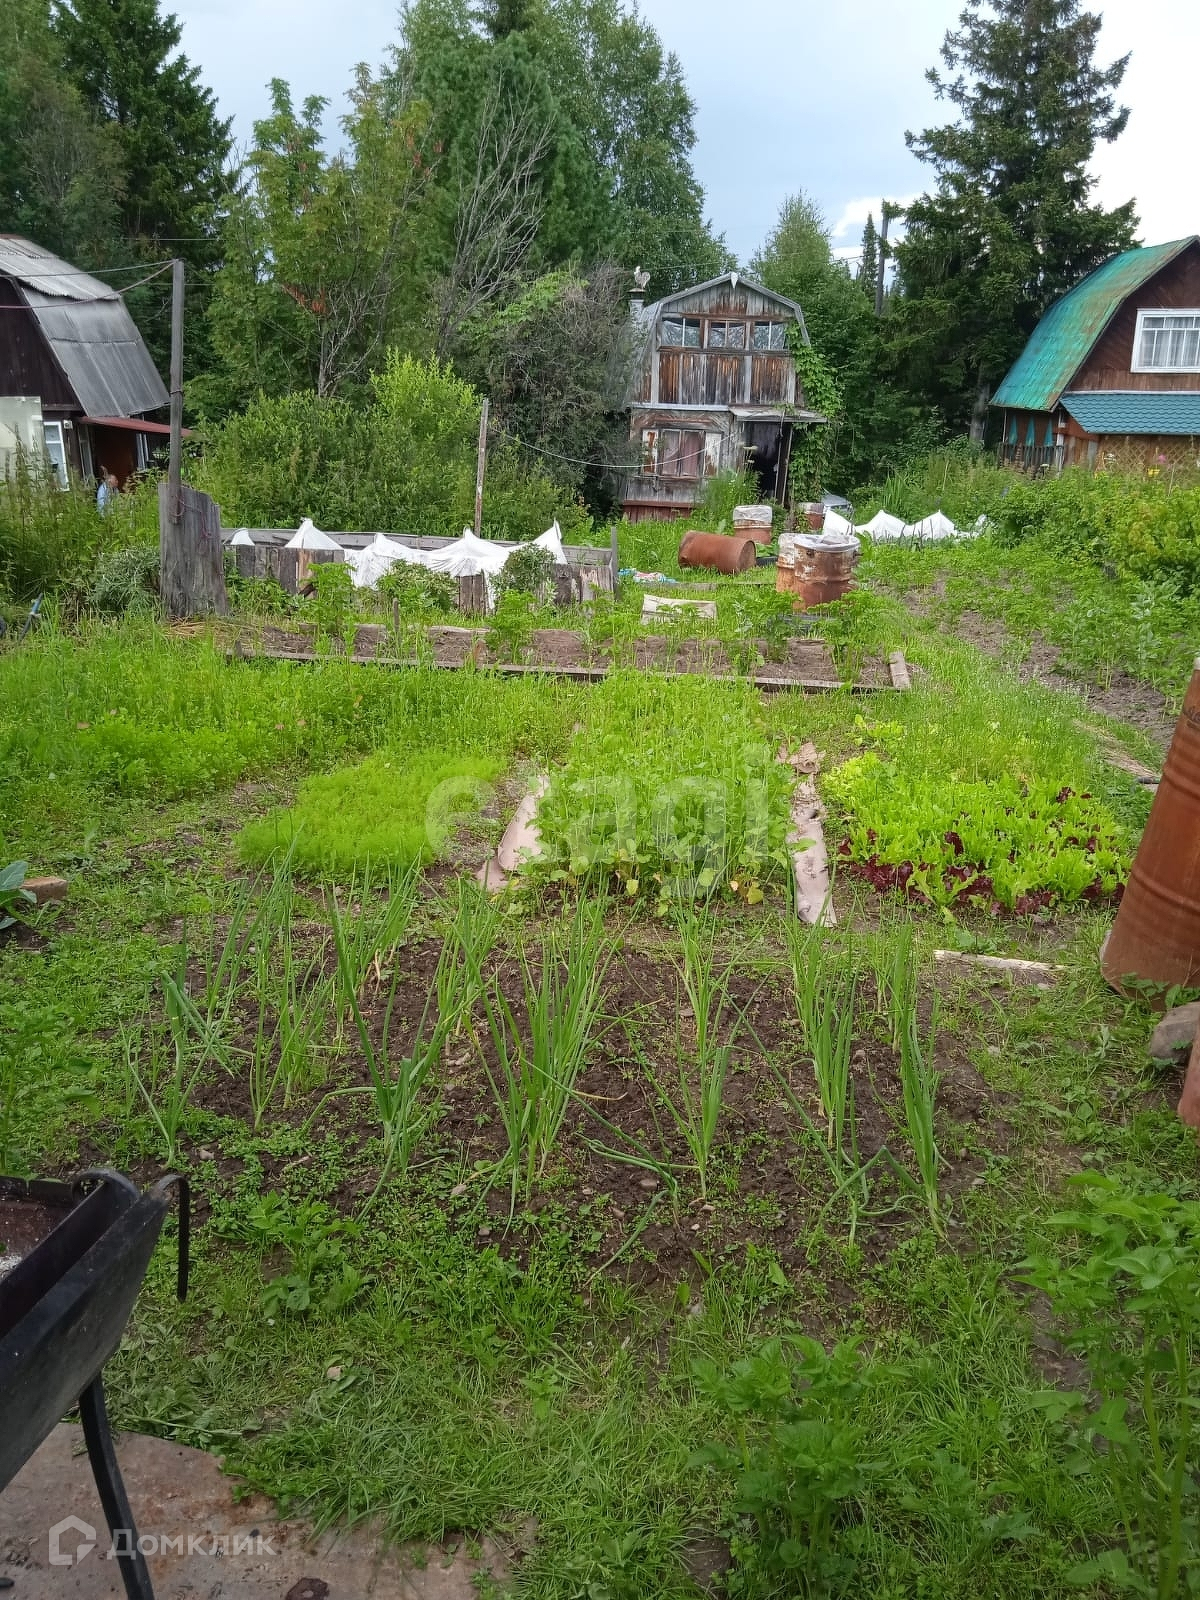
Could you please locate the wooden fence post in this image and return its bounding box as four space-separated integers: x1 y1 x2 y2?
158 483 228 619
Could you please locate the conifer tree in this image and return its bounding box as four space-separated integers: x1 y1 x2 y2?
893 0 1136 435
857 213 878 301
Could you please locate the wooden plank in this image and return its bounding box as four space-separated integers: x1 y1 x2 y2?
159 482 227 619
230 643 896 692
888 650 912 690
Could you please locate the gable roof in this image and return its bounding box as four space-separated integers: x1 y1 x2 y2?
637 272 810 344
991 238 1200 412
0 235 169 418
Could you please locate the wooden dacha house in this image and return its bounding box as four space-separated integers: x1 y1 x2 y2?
0 235 169 488
622 271 824 521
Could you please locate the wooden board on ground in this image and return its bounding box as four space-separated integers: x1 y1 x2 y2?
641 594 718 621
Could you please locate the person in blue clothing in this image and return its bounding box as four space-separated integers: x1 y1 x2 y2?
96 471 118 514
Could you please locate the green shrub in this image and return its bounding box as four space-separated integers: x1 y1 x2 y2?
376 562 456 615
237 750 503 874
495 540 555 597
198 353 593 545
0 460 156 600
88 547 161 616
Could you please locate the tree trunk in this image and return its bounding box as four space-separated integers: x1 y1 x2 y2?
969 374 991 443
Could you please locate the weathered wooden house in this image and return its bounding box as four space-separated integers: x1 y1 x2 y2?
622 271 823 521
991 237 1200 472
0 235 169 487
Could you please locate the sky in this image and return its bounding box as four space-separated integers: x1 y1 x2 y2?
173 0 1199 267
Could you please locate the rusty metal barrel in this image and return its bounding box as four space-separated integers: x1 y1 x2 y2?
792 532 860 609
678 530 756 575
732 504 774 545
1102 658 1200 996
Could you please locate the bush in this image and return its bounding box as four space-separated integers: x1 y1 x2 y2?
198 353 593 545
0 458 157 600
88 547 160 616
494 541 555 597
376 562 457 615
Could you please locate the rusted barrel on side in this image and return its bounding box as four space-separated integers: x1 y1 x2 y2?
1102 658 1200 996
678 531 756 575
793 533 860 609
732 504 774 545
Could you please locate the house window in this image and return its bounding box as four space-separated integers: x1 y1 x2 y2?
1133 309 1200 372
640 427 716 478
706 320 746 350
660 316 701 348
42 421 68 488
751 321 789 351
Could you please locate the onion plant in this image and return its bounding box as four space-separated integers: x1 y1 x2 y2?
642 909 739 1199
785 919 857 1162
435 877 503 1037
879 922 943 1232
319 889 447 1196
480 897 612 1213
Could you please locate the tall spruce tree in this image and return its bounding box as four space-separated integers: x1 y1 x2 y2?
893 0 1136 436
856 213 879 301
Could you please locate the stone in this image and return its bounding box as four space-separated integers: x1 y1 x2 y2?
18 876 68 906
1148 1001 1200 1059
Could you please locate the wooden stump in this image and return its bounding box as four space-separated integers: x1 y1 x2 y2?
159 483 228 619
457 572 489 615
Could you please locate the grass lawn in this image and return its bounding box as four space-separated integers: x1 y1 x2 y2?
0 575 1195 1600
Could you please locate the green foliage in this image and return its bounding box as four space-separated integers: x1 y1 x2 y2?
1022 1178 1200 1596
693 1336 886 1596
308 560 356 645
237 750 502 875
788 339 843 499
494 539 555 597
824 705 1132 911
375 561 457 616
87 546 160 616
52 0 231 369
200 74 428 412
0 462 156 601
198 353 590 543
0 860 34 931
535 672 794 902
485 590 538 663
895 0 1136 431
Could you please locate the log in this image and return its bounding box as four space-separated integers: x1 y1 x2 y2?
159 483 227 619
932 951 1062 979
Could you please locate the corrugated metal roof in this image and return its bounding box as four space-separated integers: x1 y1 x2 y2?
0 234 119 301
0 235 168 417
1061 390 1200 435
992 239 1200 411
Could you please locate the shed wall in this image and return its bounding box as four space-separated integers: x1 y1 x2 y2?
1071 242 1200 393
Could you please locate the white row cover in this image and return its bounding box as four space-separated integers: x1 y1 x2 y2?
344 522 568 595
842 508 988 543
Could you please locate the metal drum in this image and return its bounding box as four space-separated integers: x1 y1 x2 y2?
1102 658 1200 995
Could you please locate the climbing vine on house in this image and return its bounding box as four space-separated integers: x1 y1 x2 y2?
787 334 843 499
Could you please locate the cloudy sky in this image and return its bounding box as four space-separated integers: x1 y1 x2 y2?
174 0 1197 265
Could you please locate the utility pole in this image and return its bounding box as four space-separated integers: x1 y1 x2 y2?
167 258 184 523
474 398 489 539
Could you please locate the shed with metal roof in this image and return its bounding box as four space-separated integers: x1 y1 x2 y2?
0 235 168 487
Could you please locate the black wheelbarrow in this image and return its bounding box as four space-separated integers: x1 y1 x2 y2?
0 1169 189 1600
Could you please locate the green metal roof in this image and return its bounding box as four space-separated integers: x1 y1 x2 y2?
1061 390 1200 436
991 239 1199 411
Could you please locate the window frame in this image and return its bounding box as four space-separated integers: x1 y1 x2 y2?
42 420 68 488
660 315 701 349
705 319 746 350
640 426 716 480
751 320 790 352
1132 307 1200 374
